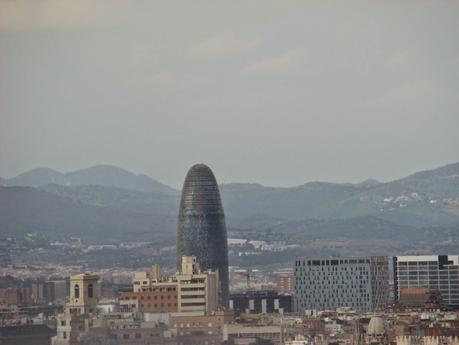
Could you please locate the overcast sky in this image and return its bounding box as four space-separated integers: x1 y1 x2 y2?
0 0 458 188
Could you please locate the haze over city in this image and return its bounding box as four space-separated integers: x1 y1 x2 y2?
1 0 458 187
1 2 459 345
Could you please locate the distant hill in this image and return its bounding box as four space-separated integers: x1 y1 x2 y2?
40 184 179 217
249 216 456 242
5 165 177 195
0 186 176 242
1 162 457 243
221 162 459 227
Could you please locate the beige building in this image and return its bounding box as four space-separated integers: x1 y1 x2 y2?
223 324 282 343
175 256 219 316
68 274 100 315
133 264 162 292
171 311 234 345
52 274 100 345
131 256 219 316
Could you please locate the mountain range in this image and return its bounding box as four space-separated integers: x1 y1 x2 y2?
0 162 458 243
2 165 176 195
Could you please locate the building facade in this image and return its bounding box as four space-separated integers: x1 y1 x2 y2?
124 256 219 316
277 273 294 294
175 256 219 316
229 290 292 315
120 289 178 313
176 163 229 307
294 256 389 312
53 274 100 345
393 255 459 307
171 311 234 345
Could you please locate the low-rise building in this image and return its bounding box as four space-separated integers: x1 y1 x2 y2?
223 324 282 344
171 311 234 345
230 290 292 315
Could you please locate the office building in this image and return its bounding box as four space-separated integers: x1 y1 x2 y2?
176 163 229 307
124 256 219 316
393 255 459 307
294 256 389 312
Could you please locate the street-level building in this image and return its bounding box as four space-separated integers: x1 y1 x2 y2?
171 311 234 345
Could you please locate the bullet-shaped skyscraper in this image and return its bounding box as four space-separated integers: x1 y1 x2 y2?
176 164 229 307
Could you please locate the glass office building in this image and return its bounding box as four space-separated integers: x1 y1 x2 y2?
393 255 459 307
176 164 229 308
294 256 389 312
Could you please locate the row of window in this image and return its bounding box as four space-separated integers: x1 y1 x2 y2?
295 259 371 266
124 294 177 300
140 303 177 308
110 332 161 340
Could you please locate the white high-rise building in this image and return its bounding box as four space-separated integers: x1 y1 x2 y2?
294 256 389 312
393 255 459 307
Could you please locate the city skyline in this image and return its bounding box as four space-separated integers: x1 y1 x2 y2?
1 1 459 344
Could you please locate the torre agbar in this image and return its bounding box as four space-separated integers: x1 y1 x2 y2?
176 164 229 307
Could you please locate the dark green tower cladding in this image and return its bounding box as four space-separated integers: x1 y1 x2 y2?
176 164 229 307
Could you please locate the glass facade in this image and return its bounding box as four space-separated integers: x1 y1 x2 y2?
394 255 459 307
294 256 389 312
176 164 229 307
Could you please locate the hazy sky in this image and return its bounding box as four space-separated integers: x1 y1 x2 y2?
1 0 458 188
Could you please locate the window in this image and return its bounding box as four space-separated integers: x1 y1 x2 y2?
135 333 141 339
74 284 80 299
61 321 66 326
63 331 67 339
88 284 93 298
123 334 129 339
